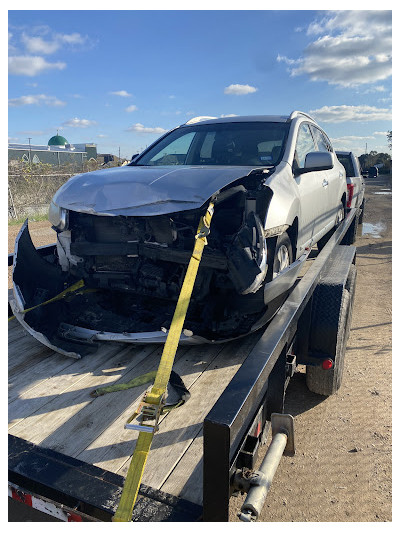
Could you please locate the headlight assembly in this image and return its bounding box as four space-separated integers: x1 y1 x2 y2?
49 201 69 230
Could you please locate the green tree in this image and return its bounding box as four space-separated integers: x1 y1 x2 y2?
387 131 392 151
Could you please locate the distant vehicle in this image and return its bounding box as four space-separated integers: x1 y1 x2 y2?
336 151 365 223
368 166 379 178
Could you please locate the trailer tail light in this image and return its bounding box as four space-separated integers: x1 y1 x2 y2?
347 184 354 208
322 359 333 369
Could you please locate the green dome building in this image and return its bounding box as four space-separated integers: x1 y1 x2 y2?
48 131 68 147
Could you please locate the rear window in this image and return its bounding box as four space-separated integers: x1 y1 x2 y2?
337 154 355 177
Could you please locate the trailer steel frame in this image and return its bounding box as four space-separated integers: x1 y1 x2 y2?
8 209 358 522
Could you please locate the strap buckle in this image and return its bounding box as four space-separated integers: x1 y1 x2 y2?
124 394 164 434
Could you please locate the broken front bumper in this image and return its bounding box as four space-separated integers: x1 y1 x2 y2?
10 221 309 358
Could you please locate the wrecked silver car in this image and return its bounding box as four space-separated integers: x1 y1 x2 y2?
11 112 347 357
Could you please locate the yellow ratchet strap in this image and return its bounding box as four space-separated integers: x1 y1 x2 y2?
112 201 215 522
8 279 86 321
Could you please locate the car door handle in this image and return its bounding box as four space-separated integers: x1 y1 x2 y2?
322 179 329 187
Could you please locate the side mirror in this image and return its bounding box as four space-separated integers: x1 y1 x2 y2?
294 152 334 175
131 153 139 161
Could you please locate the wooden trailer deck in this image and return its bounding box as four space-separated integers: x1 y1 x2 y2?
8 316 263 507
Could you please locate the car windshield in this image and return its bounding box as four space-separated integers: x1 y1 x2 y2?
134 122 289 167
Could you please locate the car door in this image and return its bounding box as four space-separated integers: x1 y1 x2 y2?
310 125 343 233
292 122 325 249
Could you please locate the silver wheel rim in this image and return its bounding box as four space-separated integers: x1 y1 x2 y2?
273 244 290 278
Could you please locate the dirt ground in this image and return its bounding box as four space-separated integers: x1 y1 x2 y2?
8 177 392 522
230 176 392 522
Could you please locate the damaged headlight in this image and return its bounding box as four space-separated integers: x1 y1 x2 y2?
49 201 69 230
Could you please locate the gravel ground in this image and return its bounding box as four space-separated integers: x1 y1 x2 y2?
8 177 392 522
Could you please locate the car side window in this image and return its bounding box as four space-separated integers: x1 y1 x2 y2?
311 125 330 153
294 123 315 169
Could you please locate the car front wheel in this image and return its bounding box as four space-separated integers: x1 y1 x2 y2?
270 231 293 279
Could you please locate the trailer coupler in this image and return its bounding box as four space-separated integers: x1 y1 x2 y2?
233 413 295 522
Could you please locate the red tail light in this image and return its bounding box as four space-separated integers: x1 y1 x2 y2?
347 183 354 208
322 359 333 369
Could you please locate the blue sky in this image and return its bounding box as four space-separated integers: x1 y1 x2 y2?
8 7 392 159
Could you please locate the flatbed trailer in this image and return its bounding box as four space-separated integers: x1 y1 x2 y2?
8 209 359 522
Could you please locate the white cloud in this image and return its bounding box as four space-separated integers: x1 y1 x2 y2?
363 85 386 94
9 94 66 107
309 105 392 123
220 114 238 118
331 135 374 143
63 118 97 128
110 90 132 97
21 33 60 55
57 33 87 46
224 84 258 95
97 134 108 138
125 105 138 112
9 55 66 76
127 123 167 134
278 10 392 87
20 30 88 55
373 131 390 136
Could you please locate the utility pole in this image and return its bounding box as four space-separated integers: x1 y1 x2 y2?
27 137 32 164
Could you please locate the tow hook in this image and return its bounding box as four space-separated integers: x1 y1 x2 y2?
233 413 295 522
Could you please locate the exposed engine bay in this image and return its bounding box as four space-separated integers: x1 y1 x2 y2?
11 171 307 358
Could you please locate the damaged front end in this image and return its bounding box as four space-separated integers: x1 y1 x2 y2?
11 172 307 358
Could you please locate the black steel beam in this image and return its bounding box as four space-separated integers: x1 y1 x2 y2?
8 435 202 522
203 209 357 521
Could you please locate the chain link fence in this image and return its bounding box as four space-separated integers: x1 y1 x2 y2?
8 160 103 220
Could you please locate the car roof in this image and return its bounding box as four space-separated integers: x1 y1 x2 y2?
180 115 291 127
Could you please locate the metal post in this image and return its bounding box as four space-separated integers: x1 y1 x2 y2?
203 420 231 521
27 137 32 164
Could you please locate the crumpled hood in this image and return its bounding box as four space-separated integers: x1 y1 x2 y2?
53 165 254 216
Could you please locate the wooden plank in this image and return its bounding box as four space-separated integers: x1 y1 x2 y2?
9 349 75 403
7 316 22 332
8 341 128 421
132 332 262 490
8 321 31 343
75 343 224 471
36 345 190 460
161 430 204 505
8 343 123 429
8 343 159 449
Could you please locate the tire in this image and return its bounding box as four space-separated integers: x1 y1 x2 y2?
306 268 355 396
342 210 359 245
268 231 293 281
358 200 365 224
306 290 350 395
